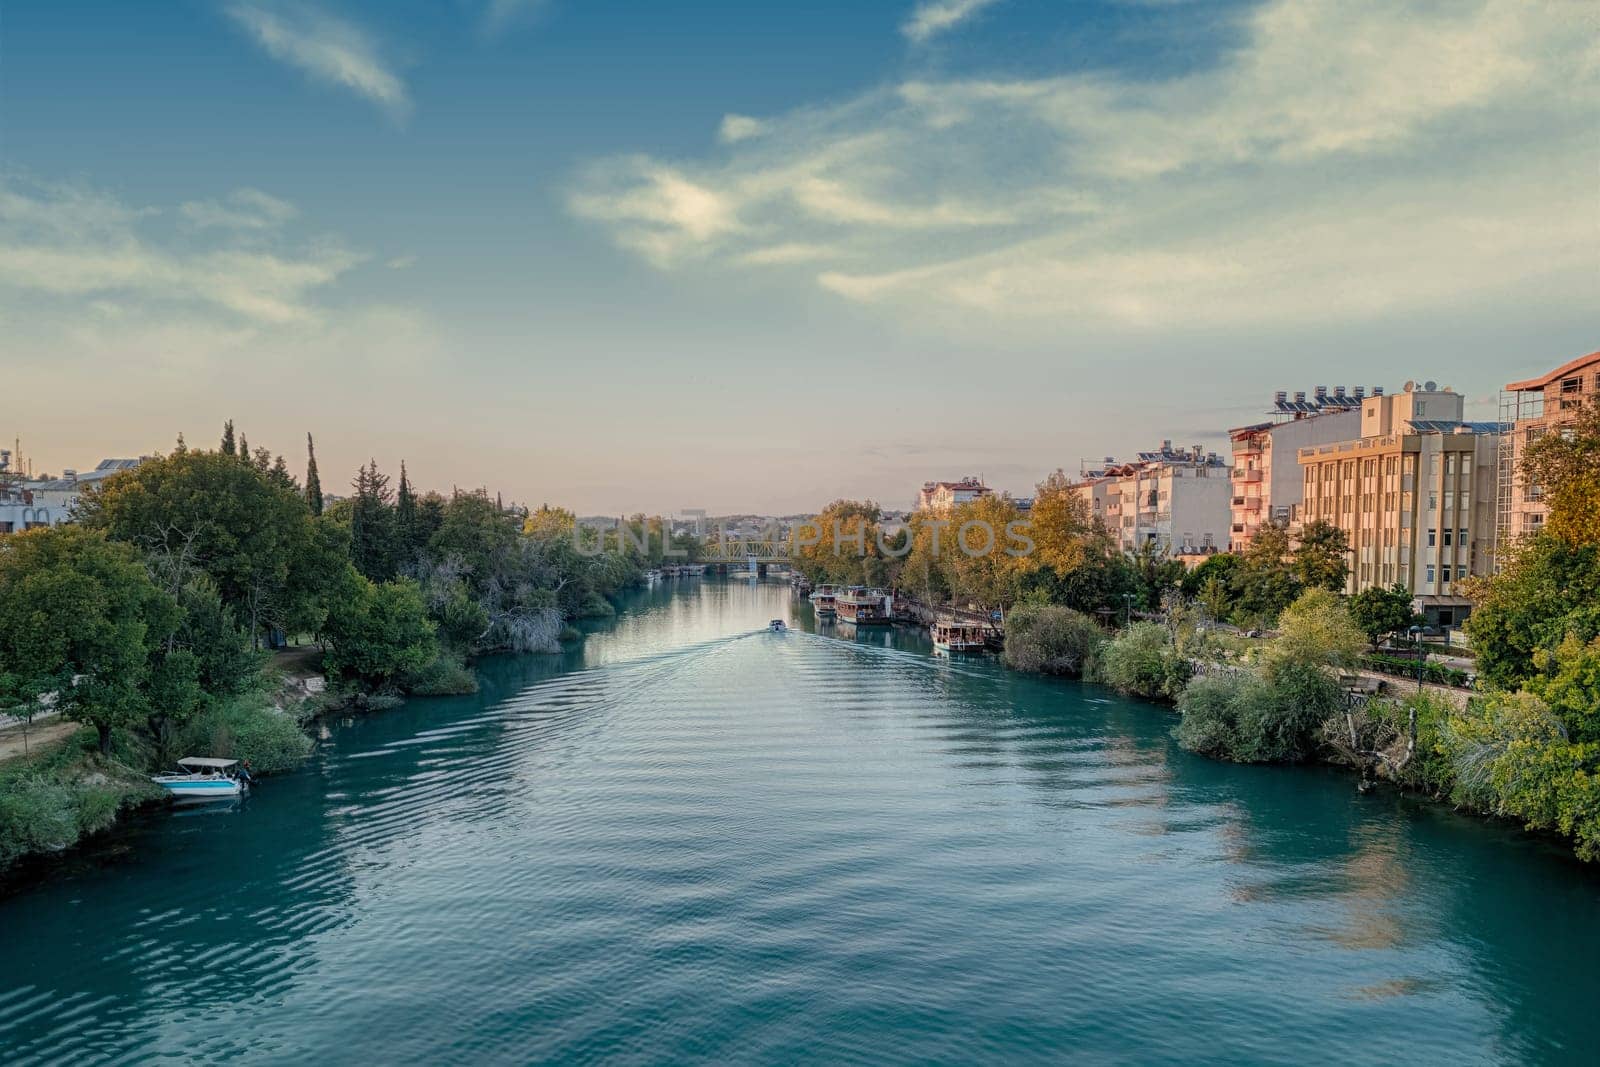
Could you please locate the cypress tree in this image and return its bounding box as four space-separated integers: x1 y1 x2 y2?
305 433 324 516
174 432 187 454
221 420 236 456
237 432 249 462
396 460 418 563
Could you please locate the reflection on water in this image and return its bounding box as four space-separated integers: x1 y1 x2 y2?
1 578 1597 1064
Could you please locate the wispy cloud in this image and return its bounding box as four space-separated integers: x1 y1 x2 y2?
571 0 1595 332
225 2 409 120
902 0 1003 43
719 114 767 144
481 0 552 37
0 177 361 324
179 188 299 230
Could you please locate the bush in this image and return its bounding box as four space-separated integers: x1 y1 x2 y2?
1173 672 1256 758
401 653 479 696
0 738 159 871
1003 604 1105 675
178 697 313 774
1175 660 1342 764
1442 691 1600 860
1096 622 1189 699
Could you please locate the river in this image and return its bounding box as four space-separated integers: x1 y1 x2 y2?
1 578 1597 1064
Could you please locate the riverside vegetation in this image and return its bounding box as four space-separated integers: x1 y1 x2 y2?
0 424 697 872
793 403 1600 862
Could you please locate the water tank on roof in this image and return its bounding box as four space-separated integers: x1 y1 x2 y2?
1353 386 1365 399
1425 380 1438 392
1334 386 1346 398
1274 390 1287 404
1294 391 1306 403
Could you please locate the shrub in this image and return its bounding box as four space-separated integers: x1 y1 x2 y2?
1003 604 1105 676
401 653 480 696
1096 622 1189 699
1173 672 1255 758
178 697 313 774
1176 660 1341 764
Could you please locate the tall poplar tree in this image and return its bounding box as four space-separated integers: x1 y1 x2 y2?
305 433 324 516
220 420 236 456
396 460 418 564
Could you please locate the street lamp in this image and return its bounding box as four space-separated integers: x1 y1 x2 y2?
1408 624 1425 692
1123 592 1134 628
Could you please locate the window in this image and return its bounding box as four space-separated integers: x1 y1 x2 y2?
1459 528 1468 545
1442 529 1452 547
1562 376 1583 394
1427 528 1437 547
1446 454 1457 476
1426 565 1436 583
1428 492 1438 511
1457 565 1467 580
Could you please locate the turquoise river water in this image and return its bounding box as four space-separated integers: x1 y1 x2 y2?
2 579 1598 1064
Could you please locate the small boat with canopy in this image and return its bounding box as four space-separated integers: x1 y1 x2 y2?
151 757 252 800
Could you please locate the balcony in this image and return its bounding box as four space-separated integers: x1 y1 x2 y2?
1235 469 1263 483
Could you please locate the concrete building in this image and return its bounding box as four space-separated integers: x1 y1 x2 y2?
916 477 992 514
1294 382 1502 628
1496 350 1600 560
1075 442 1231 556
0 455 149 533
1227 386 1367 551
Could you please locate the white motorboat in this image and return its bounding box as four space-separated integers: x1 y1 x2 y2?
769 619 788 632
151 757 251 800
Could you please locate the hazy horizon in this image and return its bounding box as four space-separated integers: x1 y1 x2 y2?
3 0 1594 514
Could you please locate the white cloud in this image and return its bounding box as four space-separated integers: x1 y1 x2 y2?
902 0 1003 43
225 2 409 120
386 254 418 270
571 0 1596 332
179 188 299 230
481 0 552 37
719 114 767 143
0 177 361 324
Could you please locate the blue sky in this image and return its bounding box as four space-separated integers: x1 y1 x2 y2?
1 0 1594 514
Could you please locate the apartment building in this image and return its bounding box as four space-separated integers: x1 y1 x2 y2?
1496 350 1600 558
1227 386 1366 551
916 477 992 514
1075 441 1230 555
1295 382 1501 628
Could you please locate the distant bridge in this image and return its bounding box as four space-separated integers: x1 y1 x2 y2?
700 539 793 565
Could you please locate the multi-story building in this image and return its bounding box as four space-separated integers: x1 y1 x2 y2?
1496 350 1600 559
916 477 992 514
1075 441 1230 555
1227 386 1367 551
0 454 148 534
1295 382 1502 628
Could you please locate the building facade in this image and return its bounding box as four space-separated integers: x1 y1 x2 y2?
916 477 992 514
0 456 148 534
1075 442 1230 555
1497 350 1600 559
1294 383 1501 627
1227 386 1367 551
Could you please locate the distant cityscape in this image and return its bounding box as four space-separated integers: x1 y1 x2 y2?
6 348 1596 634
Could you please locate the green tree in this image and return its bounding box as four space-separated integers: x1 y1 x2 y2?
1465 537 1600 690
1179 552 1239 600
1292 520 1351 592
1231 520 1302 624
0 527 180 754
77 449 319 645
395 461 419 566
322 571 438 689
1268 587 1365 671
1003 604 1104 675
349 460 398 581
220 419 236 456
1349 583 1419 648
1528 633 1600 744
304 433 324 517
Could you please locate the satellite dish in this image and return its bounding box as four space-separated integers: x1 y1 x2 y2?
1424 380 1437 391
1403 380 1415 392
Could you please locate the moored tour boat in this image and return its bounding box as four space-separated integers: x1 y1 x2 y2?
836 587 891 626
932 620 987 653
151 757 251 800
809 583 839 618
